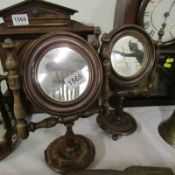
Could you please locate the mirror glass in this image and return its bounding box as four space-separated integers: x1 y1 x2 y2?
111 36 146 77
37 47 89 102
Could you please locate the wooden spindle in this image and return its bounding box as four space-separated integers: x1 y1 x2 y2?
2 38 29 139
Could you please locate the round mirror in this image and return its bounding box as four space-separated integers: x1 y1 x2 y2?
22 32 102 116
108 25 155 87
37 47 89 102
111 36 146 78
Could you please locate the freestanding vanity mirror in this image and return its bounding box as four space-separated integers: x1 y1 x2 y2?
0 0 101 160
3 31 102 172
97 25 155 140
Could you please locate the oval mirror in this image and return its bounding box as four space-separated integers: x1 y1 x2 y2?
108 25 155 87
111 36 146 78
37 47 89 102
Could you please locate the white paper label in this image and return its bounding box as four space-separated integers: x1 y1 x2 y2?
0 17 4 24
12 14 29 26
64 70 86 90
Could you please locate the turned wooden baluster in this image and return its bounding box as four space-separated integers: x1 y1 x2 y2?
2 38 29 139
101 33 112 116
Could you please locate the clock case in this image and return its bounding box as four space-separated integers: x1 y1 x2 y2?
113 0 175 107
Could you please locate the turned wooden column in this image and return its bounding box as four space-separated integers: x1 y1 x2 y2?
2 38 29 139
101 33 111 116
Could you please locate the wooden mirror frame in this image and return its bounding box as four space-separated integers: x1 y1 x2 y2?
109 25 155 88
21 31 102 117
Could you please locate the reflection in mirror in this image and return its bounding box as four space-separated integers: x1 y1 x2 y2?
37 47 89 102
111 36 145 77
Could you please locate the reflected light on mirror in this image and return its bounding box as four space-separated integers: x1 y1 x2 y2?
111 52 123 63
81 65 89 80
54 47 71 63
38 72 47 83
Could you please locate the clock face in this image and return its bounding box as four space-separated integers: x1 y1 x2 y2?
142 0 175 43
111 36 146 78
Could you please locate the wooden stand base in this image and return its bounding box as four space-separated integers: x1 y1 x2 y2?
97 110 137 140
45 134 95 173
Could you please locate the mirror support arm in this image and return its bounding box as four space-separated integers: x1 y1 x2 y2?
29 115 79 132
100 34 112 116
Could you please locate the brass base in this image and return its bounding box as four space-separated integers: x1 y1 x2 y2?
158 110 175 147
45 134 95 173
158 123 175 147
97 110 137 140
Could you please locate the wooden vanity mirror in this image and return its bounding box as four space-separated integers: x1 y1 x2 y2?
97 25 155 140
3 31 102 172
0 0 102 172
22 32 102 117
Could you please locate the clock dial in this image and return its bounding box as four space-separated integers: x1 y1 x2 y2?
143 0 175 43
111 36 146 78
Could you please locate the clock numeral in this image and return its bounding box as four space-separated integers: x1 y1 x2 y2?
144 21 150 29
144 11 150 17
149 29 155 37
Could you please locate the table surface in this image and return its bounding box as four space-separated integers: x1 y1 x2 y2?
0 106 175 175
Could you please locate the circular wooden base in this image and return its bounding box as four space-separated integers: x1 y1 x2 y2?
44 134 95 173
97 110 137 140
